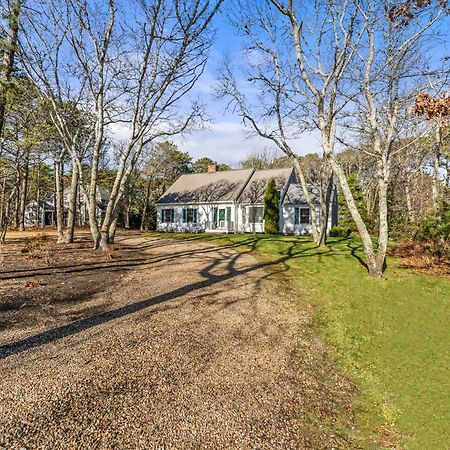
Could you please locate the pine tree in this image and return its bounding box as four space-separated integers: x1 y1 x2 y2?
264 178 279 234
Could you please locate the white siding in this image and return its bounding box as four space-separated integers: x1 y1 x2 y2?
281 204 319 235
281 203 336 235
236 204 265 233
156 203 236 233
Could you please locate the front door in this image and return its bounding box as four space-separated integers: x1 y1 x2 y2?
218 208 226 227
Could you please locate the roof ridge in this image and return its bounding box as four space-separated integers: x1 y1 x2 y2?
178 168 253 177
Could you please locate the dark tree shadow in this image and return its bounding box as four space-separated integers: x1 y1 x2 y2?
0 234 328 360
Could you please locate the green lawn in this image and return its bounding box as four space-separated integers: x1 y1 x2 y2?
153 232 450 449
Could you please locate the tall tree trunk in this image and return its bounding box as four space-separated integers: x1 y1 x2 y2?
65 160 79 243
431 123 442 218
375 157 390 274
35 161 41 227
328 155 379 277
54 157 65 242
292 157 320 244
18 147 30 231
12 163 20 229
125 200 131 229
99 144 135 250
0 0 21 147
0 169 6 226
140 177 152 230
317 173 334 247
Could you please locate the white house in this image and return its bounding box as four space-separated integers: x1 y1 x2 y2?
156 165 338 235
24 185 111 228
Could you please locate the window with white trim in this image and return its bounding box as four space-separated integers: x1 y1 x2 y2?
182 208 198 223
248 206 264 223
294 207 310 225
161 208 175 223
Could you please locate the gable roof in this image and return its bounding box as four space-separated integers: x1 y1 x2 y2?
156 169 254 204
237 168 294 204
283 182 320 205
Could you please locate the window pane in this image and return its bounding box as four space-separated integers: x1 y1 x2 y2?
249 206 263 223
300 208 310 224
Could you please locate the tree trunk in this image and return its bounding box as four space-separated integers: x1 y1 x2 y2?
1 191 14 243
35 161 40 227
328 155 380 277
317 173 334 247
125 200 131 229
431 124 442 218
12 165 20 229
55 157 65 242
292 157 320 244
375 158 390 275
109 217 117 244
140 177 152 230
18 148 30 231
89 209 101 249
65 160 79 243
0 170 6 227
0 0 21 143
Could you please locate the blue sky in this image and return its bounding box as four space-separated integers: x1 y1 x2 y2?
170 7 450 168
171 12 321 167
110 4 449 168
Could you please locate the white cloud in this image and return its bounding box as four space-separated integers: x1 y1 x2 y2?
108 119 322 168
172 120 322 167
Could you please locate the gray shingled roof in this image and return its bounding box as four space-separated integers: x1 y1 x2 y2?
156 169 254 204
283 182 320 205
238 168 294 204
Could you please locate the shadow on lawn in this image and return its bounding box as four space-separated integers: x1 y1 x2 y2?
0 233 334 360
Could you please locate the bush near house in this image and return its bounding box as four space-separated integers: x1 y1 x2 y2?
263 178 279 234
329 225 352 238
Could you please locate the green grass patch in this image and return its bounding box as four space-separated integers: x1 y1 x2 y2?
152 232 450 449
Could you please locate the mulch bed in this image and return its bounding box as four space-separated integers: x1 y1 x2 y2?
389 240 450 275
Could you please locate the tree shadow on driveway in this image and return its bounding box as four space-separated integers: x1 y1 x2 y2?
0 235 326 360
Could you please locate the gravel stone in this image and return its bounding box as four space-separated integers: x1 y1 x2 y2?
0 231 355 449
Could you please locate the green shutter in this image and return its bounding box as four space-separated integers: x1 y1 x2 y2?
193 209 197 223
226 207 231 221
213 207 218 225
183 208 187 223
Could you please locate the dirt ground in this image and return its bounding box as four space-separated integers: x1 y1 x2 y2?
0 229 355 449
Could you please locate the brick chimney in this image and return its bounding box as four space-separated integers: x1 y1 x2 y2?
207 164 219 173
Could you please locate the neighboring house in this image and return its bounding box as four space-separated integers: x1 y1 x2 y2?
24 185 111 228
156 164 338 235
63 184 110 225
24 200 56 227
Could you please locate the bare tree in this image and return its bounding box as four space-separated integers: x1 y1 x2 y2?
95 0 223 250
222 0 448 276
19 0 96 243
217 0 358 247
346 0 448 275
20 0 222 249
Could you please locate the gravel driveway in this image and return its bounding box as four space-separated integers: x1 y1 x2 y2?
0 232 354 449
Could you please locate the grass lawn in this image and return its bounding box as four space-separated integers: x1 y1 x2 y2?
153 232 450 449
